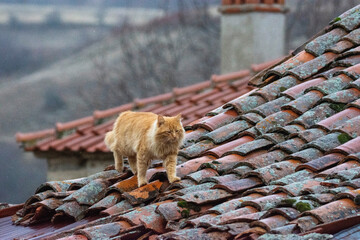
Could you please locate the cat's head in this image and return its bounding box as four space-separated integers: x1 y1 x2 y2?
156 114 185 144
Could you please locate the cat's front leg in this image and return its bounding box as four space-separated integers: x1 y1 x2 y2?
164 155 181 183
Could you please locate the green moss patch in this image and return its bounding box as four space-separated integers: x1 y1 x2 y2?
338 133 352 144
279 86 287 92
295 201 312 212
281 198 297 206
329 103 346 113
177 200 201 218
200 162 217 170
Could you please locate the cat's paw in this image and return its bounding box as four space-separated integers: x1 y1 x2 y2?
169 176 181 183
138 180 148 187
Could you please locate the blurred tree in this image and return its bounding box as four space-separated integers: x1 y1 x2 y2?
286 0 359 51
80 0 220 111
45 10 62 26
43 87 66 111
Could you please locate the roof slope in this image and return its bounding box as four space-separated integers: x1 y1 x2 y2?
3 4 360 240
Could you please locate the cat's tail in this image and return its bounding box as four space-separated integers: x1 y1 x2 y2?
104 131 115 151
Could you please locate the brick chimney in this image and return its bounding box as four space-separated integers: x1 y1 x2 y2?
220 0 287 73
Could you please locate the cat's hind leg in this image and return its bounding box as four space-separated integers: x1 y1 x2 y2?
136 152 150 187
128 156 137 175
114 150 124 172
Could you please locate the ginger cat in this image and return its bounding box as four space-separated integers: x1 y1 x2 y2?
105 111 185 187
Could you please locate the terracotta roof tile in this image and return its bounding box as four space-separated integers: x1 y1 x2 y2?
341 63 360 80
255 110 299 134
282 91 323 115
175 182 215 197
334 115 360 138
281 77 326 99
271 137 306 154
287 52 338 80
214 177 263 194
238 150 287 169
304 132 346 153
247 160 302 184
227 138 274 156
252 76 299 101
193 109 238 131
185 168 219 183
178 140 216 159
177 189 232 205
122 180 165 205
297 153 345 173
292 128 327 143
221 210 265 226
224 95 266 114
326 40 355 54
336 54 360 67
305 28 348 56
332 135 360 155
271 169 315 186
201 120 252 144
87 192 121 214
264 51 315 79
315 66 346 79
207 136 254 158
343 28 360 44
250 96 291 117
305 199 360 224
332 7 360 31
292 103 337 128
252 214 290 232
100 200 132 216
288 148 324 163
318 160 360 177
242 193 288 211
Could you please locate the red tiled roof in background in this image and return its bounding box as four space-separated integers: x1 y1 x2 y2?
3 4 360 240
15 60 281 153
220 0 286 14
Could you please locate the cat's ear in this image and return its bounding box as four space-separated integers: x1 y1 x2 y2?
175 114 182 122
158 115 165 126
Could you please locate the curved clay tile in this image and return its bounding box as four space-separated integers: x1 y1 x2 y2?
287 52 338 81
212 69 250 83
326 40 354 54
134 92 173 107
288 148 324 163
87 192 121 214
303 199 360 224
251 214 289 232
173 80 211 96
213 177 263 194
263 51 315 80
56 116 94 132
15 128 55 142
305 28 347 57
175 156 214 178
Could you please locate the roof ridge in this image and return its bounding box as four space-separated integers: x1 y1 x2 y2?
15 128 55 142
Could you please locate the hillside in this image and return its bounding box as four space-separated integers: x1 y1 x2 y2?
0 16 220 138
